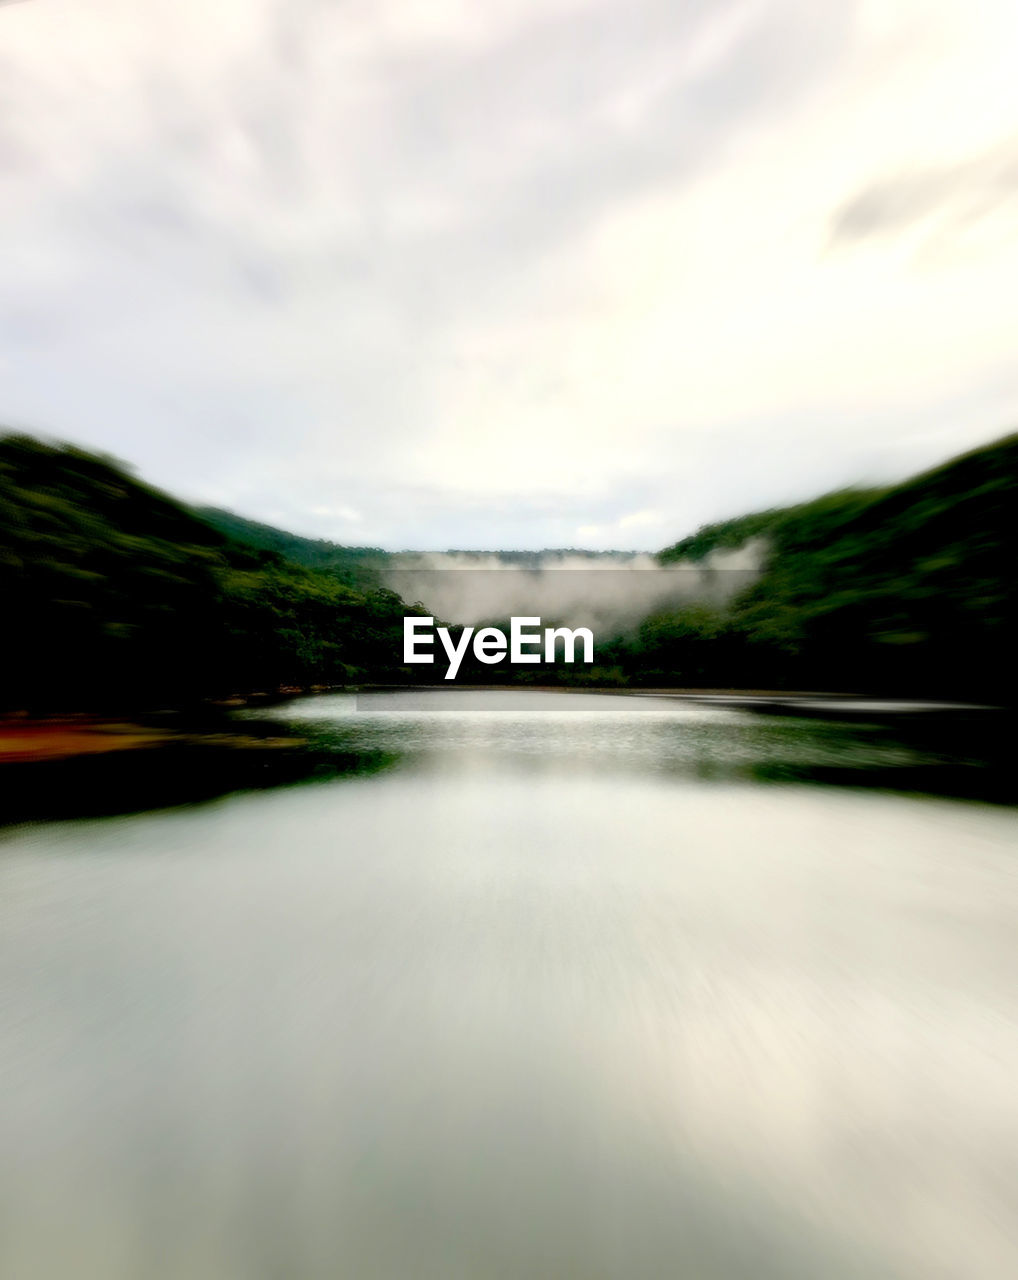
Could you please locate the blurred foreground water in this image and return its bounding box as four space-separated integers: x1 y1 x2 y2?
1 691 1016 1278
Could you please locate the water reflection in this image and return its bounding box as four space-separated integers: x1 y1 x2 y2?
270 690 1014 806
1 690 1010 826
1 691 1016 1279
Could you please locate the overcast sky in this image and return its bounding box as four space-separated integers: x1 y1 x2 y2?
2 0 1017 548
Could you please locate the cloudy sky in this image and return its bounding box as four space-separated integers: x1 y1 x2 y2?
2 0 1017 548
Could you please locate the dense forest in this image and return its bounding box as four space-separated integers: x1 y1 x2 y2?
197 510 641 569
0 435 416 711
647 432 1016 699
1 429 1014 710
197 506 389 585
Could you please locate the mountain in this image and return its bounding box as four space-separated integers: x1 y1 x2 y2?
197 506 389 583
0 435 413 711
198 510 638 568
2 428 1013 709
655 433 1017 699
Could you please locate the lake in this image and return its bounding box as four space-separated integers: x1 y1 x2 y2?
1 689 1015 1279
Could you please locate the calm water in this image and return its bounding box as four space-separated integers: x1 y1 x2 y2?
1 690 1016 1279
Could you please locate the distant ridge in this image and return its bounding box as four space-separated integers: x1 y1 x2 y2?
657 432 1016 698
2 428 1014 706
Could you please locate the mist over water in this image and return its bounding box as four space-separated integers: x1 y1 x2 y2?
1 691 1015 1279
381 544 765 631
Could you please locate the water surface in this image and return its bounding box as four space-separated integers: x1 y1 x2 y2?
1 691 1015 1278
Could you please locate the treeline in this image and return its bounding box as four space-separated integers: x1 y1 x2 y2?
649 433 1017 700
2 428 1014 710
0 435 416 711
196 506 389 586
398 434 1016 699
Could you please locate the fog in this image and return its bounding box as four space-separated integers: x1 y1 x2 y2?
381 541 766 633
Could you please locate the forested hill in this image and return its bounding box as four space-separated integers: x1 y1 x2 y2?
198 510 636 567
658 488 885 564
654 433 1017 698
0 435 413 711
197 506 389 580
659 434 1015 566
2 428 1014 710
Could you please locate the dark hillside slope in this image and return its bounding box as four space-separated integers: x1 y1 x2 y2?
660 434 1016 698
0 435 411 710
197 506 388 582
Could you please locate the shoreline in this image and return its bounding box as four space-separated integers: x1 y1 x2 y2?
0 686 1004 765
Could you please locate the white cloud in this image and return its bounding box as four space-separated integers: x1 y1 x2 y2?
0 0 1016 548
309 504 362 524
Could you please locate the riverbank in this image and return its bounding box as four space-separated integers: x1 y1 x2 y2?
0 685 1004 764
0 714 304 766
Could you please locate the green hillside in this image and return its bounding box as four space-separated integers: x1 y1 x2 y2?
0 435 413 711
197 506 389 583
653 434 1017 698
2 429 1013 709
659 489 884 564
198 511 635 567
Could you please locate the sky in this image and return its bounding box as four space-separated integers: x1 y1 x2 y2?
1 0 1017 550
